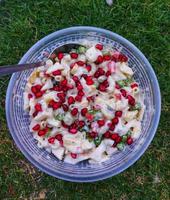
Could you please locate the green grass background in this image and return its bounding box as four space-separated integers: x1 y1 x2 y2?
0 0 170 199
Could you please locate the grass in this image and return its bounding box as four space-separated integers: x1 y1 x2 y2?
0 0 170 199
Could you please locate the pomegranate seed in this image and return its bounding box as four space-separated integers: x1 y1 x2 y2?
55 134 63 141
115 111 122 117
118 54 128 62
108 123 115 131
61 121 69 128
98 84 106 92
98 68 105 75
70 62 77 69
67 84 74 90
89 131 97 138
32 111 38 118
115 136 122 143
71 153 77 159
96 55 103 64
115 83 121 89
68 96 75 105
48 137 55 144
103 131 111 138
85 113 94 121
70 52 78 59
127 136 133 145
77 61 84 66
103 55 111 61
87 96 94 102
32 124 40 131
102 80 109 87
97 119 105 127
131 83 138 89
61 79 67 86
38 130 46 136
48 99 55 107
106 71 111 77
110 133 119 140
120 89 127 97
34 103 42 112
28 93 33 99
69 128 77 134
82 74 88 79
57 92 65 102
94 71 100 78
77 84 83 91
86 64 92 72
78 90 84 96
75 95 82 102
57 52 64 60
112 117 119 125
31 86 37 94
71 108 78 116
115 93 122 100
53 85 62 91
53 102 61 110
81 108 88 116
127 95 135 106
95 43 103 50
35 84 42 91
62 104 69 112
52 70 61 76
112 51 120 62
35 91 43 98
72 75 79 82
78 120 85 128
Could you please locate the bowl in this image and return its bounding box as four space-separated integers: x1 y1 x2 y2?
6 26 161 182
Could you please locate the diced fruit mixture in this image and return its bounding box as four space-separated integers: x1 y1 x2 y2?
24 43 145 164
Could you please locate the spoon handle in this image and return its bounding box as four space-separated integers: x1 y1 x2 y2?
0 61 44 76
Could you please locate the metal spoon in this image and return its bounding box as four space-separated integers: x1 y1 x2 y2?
0 43 81 76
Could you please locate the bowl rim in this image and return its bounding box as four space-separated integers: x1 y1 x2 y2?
5 26 161 182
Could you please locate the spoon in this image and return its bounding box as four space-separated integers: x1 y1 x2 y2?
0 43 81 76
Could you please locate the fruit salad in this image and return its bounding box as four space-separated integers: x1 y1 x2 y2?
24 43 145 164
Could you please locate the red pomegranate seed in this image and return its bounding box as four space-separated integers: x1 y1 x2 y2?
94 71 100 78
75 95 82 102
98 84 106 92
34 103 42 112
127 95 135 106
32 124 40 131
68 96 75 105
115 83 121 89
103 55 111 61
87 96 94 102
115 135 122 143
95 43 103 50
112 117 119 125
127 136 133 145
61 121 69 128
69 128 78 134
86 64 92 72
103 131 111 138
67 84 74 89
77 61 85 66
31 86 37 94
98 67 105 75
57 52 64 60
28 93 33 99
102 80 109 87
61 79 67 86
48 99 55 107
108 123 115 131
55 134 63 141
115 93 121 100
52 85 61 91
32 111 38 118
97 119 105 127
71 153 77 159
53 102 61 110
78 90 84 97
57 92 65 102
62 104 69 112
96 55 103 64
110 133 119 140
85 113 94 121
77 84 83 91
38 130 46 136
118 54 128 62
35 84 42 91
106 71 111 77
82 74 88 79
35 91 43 98
71 108 78 116
89 131 97 138
120 89 127 97
115 111 122 117
52 70 61 76
72 75 79 82
81 108 88 116
131 83 138 89
48 137 55 144
70 52 78 59
78 120 85 128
